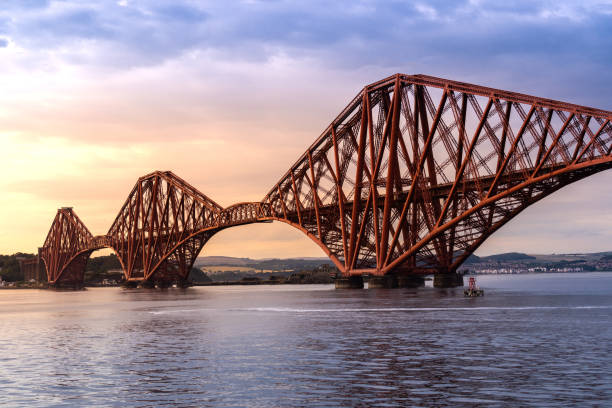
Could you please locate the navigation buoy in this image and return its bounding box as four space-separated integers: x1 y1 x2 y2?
464 276 484 297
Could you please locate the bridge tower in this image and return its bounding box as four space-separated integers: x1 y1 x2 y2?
39 207 96 288
260 74 612 287
107 171 224 287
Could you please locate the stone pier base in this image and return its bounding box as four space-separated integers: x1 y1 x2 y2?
433 272 464 288
174 279 191 289
335 276 364 289
121 280 139 289
139 280 155 289
49 282 85 291
130 279 191 289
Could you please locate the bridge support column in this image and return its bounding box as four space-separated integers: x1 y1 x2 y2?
122 280 139 289
139 280 155 289
175 279 191 289
49 281 85 290
433 272 464 288
335 275 364 289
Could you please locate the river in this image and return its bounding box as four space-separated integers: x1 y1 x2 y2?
1 272 611 407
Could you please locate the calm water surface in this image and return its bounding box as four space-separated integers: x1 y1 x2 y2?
1 273 612 407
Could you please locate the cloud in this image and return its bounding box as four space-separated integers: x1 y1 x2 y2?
0 0 610 117
1 1 608 70
1 0 610 110
24 9 110 40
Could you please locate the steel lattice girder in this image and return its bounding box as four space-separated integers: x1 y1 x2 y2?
39 74 612 284
259 74 612 276
39 207 94 285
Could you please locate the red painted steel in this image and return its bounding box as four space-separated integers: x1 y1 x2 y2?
468 276 477 291
39 74 612 286
39 207 101 287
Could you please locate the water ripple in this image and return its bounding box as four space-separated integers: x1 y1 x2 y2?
0 273 611 407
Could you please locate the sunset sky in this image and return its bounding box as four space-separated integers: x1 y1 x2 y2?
1 0 612 258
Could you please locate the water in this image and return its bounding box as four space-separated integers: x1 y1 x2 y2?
1 273 611 407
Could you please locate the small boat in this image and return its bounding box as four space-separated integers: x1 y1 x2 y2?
464 276 484 297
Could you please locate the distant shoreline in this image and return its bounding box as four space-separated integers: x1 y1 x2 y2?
467 269 612 276
3 270 612 290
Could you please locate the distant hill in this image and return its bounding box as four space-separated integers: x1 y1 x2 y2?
195 256 252 266
195 251 610 271
263 257 331 261
480 252 536 262
463 254 482 264
188 267 213 283
194 256 335 274
200 250 608 274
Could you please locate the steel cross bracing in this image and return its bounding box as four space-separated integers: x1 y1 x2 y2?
39 207 101 286
39 74 612 286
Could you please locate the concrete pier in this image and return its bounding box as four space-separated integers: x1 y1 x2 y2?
139 280 155 289
334 275 364 289
49 283 85 291
433 272 464 288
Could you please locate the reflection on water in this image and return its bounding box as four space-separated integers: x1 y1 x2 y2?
1 273 611 407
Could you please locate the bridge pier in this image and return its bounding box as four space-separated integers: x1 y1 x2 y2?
122 280 139 289
139 280 156 289
334 275 364 289
151 279 191 289
123 278 192 289
49 282 85 290
433 272 464 288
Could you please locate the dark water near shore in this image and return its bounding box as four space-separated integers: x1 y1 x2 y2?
1 273 611 407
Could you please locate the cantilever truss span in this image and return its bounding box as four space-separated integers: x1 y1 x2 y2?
39 74 612 286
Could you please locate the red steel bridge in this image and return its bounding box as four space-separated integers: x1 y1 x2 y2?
38 74 612 288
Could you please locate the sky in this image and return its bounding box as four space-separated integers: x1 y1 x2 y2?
1 0 612 258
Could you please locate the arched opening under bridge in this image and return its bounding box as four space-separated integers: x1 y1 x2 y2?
193 222 337 283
